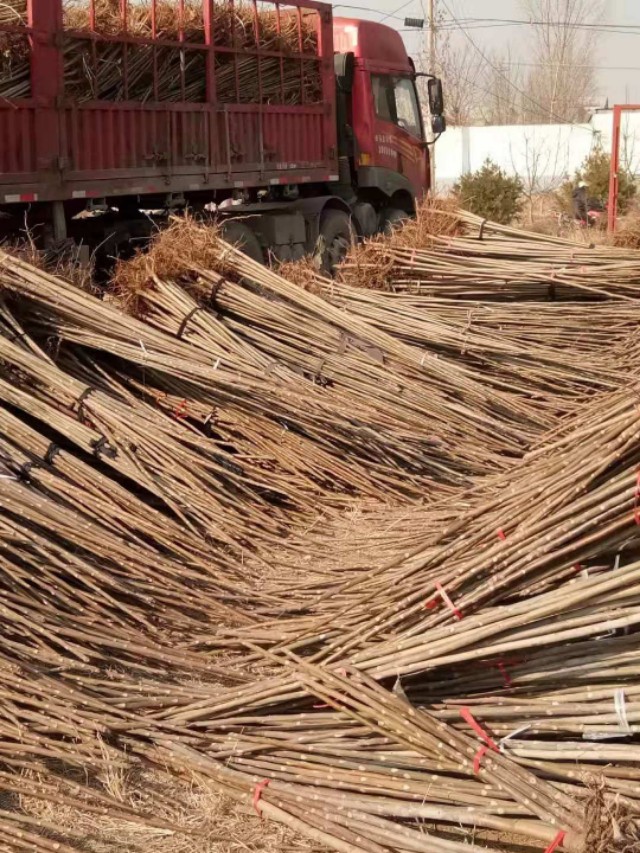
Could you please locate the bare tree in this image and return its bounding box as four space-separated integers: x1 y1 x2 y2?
417 30 485 126
420 0 603 128
437 36 485 126
620 115 640 177
521 0 604 123
509 130 571 222
480 49 526 125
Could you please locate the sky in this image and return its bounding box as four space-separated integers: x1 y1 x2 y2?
332 0 640 109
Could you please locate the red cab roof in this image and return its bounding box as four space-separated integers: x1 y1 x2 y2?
332 17 412 74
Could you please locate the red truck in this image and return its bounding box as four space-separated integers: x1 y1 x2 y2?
0 1 444 272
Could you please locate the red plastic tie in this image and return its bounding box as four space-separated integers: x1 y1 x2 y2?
460 707 500 753
496 660 513 689
253 779 270 817
574 563 583 573
434 582 463 620
543 830 566 853
481 657 520 688
634 469 640 525
473 744 489 774
497 528 507 541
172 398 189 420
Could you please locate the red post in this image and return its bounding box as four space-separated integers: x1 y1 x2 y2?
608 104 640 233
203 0 216 102
608 105 622 233
29 0 63 174
317 5 337 169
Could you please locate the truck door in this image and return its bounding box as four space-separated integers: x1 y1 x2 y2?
371 74 427 198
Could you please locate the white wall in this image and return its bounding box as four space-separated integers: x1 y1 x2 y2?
435 110 638 191
591 111 640 174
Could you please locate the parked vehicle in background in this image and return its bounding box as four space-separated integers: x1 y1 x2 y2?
0 1 444 273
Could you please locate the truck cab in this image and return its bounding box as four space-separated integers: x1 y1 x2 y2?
333 18 442 229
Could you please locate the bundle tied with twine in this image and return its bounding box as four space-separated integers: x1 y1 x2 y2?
111 215 600 495
338 202 640 299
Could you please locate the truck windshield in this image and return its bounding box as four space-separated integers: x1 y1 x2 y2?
371 75 422 139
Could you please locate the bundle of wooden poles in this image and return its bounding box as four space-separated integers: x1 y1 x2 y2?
285 273 634 414
0 0 29 99
0 211 640 851
339 206 640 300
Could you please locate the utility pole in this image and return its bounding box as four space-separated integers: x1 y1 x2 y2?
428 0 437 192
428 0 436 75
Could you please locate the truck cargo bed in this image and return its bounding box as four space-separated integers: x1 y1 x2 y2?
0 0 338 204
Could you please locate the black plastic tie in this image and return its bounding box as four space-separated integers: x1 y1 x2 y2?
7 329 27 346
74 386 96 420
91 436 117 459
177 306 200 339
45 443 60 466
17 460 42 483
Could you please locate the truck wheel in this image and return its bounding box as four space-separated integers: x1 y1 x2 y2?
220 219 264 265
381 208 409 234
319 209 355 276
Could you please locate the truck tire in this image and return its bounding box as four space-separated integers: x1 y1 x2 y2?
319 209 355 276
381 207 409 234
220 219 264 265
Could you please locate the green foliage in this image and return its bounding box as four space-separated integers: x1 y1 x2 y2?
453 159 524 225
559 148 637 214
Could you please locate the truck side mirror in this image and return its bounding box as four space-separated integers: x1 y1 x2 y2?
427 77 444 117
334 52 355 94
431 114 446 135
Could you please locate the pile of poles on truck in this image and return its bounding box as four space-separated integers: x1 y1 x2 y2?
0 206 640 852
0 0 321 103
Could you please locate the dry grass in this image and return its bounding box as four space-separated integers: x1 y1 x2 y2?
63 0 318 52
110 214 226 313
386 196 462 247
19 767 316 853
3 237 96 293
64 0 206 40
339 198 462 290
275 255 325 294
583 779 640 853
613 211 640 249
0 0 26 25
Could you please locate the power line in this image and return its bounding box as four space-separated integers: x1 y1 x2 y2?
332 4 408 22
445 16 640 31
435 16 640 36
329 7 640 39
437 0 595 132
379 0 417 24
494 61 640 72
